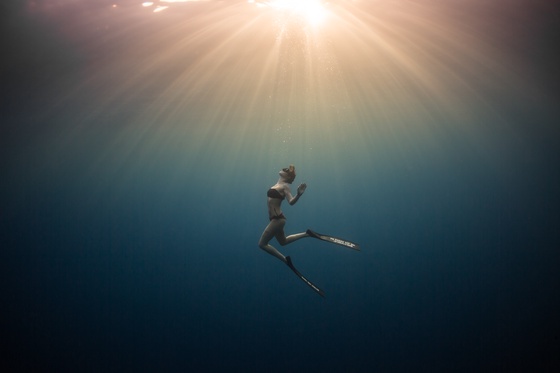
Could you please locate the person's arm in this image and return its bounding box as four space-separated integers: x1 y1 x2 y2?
285 183 307 205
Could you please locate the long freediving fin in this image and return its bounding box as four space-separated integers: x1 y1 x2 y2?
306 229 361 251
286 256 325 298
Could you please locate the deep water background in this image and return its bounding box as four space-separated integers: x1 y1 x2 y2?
2 1 559 372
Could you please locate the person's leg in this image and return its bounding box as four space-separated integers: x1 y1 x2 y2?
258 219 288 264
276 230 309 246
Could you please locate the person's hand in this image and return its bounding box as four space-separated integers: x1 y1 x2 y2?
297 183 307 195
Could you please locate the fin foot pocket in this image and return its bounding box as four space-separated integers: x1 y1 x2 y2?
306 229 320 239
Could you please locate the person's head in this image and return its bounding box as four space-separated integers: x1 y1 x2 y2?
279 164 296 183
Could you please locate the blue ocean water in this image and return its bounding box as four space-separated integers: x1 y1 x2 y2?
2 1 559 372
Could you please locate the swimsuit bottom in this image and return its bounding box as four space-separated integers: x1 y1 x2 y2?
270 213 286 221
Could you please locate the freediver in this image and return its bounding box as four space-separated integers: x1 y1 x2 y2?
258 164 360 297
258 164 327 296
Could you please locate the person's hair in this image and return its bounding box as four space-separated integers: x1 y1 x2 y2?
284 164 296 177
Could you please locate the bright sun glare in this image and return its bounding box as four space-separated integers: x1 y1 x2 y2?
252 0 328 25
139 1 328 25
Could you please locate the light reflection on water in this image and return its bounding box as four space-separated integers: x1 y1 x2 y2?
22 0 536 185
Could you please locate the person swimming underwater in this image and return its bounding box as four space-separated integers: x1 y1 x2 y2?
258 164 308 264
258 165 360 297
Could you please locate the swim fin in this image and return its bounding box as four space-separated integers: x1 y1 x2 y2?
286 256 325 298
306 229 360 251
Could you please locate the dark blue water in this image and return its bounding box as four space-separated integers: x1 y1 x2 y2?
2 1 559 372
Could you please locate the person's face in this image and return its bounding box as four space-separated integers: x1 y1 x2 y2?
280 168 295 183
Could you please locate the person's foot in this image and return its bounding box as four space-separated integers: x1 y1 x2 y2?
306 229 318 238
285 256 293 267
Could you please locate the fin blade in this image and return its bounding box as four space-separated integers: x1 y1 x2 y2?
307 229 361 251
286 256 325 297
